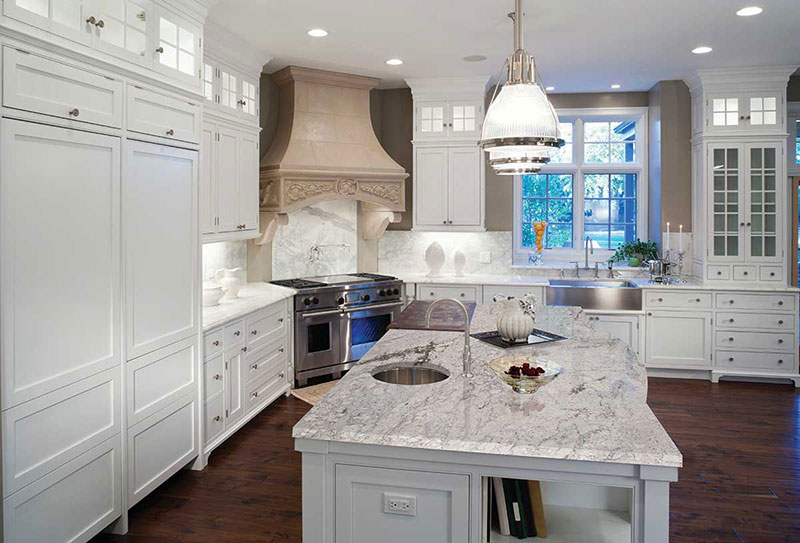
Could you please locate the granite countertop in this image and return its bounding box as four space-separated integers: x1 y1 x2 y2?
203 282 296 331
397 272 799 292
293 302 683 468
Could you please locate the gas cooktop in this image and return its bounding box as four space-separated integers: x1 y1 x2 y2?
270 273 397 290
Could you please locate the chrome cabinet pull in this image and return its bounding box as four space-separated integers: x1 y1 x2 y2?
166 129 175 136
778 320 784 325
778 300 784 306
695 298 701 302
251 391 259 399
279 372 285 379
778 339 784 344
156 46 164 54
68 108 80 117
213 374 221 380
728 337 734 342
657 297 663 302
279 347 285 353
728 357 734 362
728 318 735 323
213 415 221 422
278 318 284 323
86 16 97 25
212 340 220 347
251 364 258 371
241 346 247 352
251 329 258 335
234 330 241 336
778 359 784 365
95 19 105 28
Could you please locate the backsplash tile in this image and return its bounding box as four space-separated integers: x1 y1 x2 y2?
202 241 247 282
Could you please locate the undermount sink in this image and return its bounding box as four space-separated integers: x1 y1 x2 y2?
372 364 450 385
546 279 642 311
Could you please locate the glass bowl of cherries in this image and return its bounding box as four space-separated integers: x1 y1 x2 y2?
488 356 563 393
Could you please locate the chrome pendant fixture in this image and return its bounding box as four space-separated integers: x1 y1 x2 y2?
480 0 564 175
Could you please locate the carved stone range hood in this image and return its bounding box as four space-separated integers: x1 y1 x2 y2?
257 66 408 243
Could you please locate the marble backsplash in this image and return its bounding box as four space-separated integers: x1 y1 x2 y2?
272 200 358 280
202 241 247 282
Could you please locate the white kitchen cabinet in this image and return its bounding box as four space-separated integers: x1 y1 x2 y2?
224 348 246 426
414 146 448 227
586 313 641 354
414 99 483 141
201 122 260 241
124 140 198 359
85 0 151 64
417 284 482 303
448 146 482 226
706 91 785 134
414 145 482 229
126 84 201 143
1 120 121 408
153 2 201 87
3 0 91 46
645 311 712 368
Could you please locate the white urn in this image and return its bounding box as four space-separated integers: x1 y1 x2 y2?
424 242 445 277
496 296 536 343
453 250 467 276
218 268 243 299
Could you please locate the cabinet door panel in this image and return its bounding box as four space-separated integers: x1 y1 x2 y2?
237 130 259 231
239 75 258 118
225 349 245 426
589 314 640 354
448 100 481 138
153 4 201 87
645 311 712 368
708 144 743 260
126 85 201 143
4 0 91 45
125 142 198 359
448 146 481 226
216 127 239 232
1 120 121 408
745 143 782 261
200 123 217 234
87 0 151 64
415 147 448 227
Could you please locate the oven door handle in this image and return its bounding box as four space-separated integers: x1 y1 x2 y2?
343 301 404 314
298 308 344 319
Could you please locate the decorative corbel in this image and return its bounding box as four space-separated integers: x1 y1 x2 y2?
360 202 401 240
255 211 289 245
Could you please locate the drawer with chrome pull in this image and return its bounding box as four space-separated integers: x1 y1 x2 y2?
244 338 287 386
246 305 287 351
716 312 794 331
715 292 795 311
715 331 795 353
417 285 480 302
224 320 245 347
204 328 223 357
204 352 224 399
716 350 796 373
644 291 712 309
732 265 757 281
204 394 225 445
245 364 287 414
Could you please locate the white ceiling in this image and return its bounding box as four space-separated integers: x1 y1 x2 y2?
209 0 800 92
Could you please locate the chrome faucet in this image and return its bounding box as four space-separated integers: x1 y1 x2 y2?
584 235 594 268
425 298 472 377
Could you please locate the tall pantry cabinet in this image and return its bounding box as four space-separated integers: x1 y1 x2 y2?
0 1 212 541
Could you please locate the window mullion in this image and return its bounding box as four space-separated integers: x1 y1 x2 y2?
575 169 585 249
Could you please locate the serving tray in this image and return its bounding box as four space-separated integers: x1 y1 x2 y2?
470 328 567 349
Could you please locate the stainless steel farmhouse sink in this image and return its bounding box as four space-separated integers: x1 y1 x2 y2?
371 364 450 385
546 279 642 311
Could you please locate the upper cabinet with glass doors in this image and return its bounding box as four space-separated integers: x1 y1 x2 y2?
705 91 786 135
202 54 259 122
3 0 204 90
414 100 483 141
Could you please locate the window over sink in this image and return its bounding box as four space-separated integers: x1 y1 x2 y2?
513 108 647 263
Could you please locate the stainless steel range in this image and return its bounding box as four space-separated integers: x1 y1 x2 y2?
270 273 404 387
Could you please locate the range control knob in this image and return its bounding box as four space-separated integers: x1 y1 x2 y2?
302 298 312 306
393 288 400 295
361 293 371 302
378 289 386 297
311 297 320 305
336 296 345 305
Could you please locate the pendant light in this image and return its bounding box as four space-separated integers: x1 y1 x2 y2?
480 0 563 175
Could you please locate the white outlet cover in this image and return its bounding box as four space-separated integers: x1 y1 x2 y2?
479 251 491 263
383 493 417 516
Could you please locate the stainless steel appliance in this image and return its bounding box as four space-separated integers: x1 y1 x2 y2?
270 273 404 387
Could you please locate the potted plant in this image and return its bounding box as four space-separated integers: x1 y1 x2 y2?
609 239 658 267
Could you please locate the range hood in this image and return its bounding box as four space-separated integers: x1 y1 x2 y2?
259 66 407 237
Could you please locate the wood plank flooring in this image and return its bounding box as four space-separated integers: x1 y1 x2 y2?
93 377 800 542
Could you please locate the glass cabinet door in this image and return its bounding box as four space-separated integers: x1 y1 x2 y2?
710 146 742 258
448 101 481 137
746 145 780 259
87 0 150 63
4 0 90 45
154 4 201 85
416 102 446 137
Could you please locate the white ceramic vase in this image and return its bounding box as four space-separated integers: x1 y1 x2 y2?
424 242 445 277
219 268 243 299
496 298 535 343
453 250 466 276
202 282 225 307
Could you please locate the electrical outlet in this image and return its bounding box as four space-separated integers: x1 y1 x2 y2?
383 493 416 516
479 251 491 263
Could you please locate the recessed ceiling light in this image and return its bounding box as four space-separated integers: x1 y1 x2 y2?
307 28 328 37
736 6 763 16
611 84 621 89
692 46 713 54
385 58 403 66
545 86 555 91
462 55 488 62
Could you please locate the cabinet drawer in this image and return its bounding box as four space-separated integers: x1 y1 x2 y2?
127 85 201 143
204 394 225 445
717 312 794 330
759 266 783 282
732 265 757 281
715 331 795 353
245 338 287 386
2 47 123 128
204 328 224 358
245 366 287 414
2 369 119 497
716 351 796 373
204 352 224 400
644 291 711 309
2 436 121 543
247 305 288 351
224 320 245 346
418 284 480 302
126 337 197 426
707 265 730 280
483 284 544 303
715 292 795 311
127 392 197 506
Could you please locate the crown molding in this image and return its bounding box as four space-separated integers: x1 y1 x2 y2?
204 20 271 76
685 65 798 94
405 76 491 101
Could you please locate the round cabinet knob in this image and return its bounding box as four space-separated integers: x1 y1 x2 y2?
442 221 447 225
86 16 97 25
778 320 784 325
234 331 241 336
778 301 784 306
279 372 285 379
657 297 663 302
695 298 701 302
166 129 175 136
778 359 784 365
68 108 80 117
336 297 345 305
212 340 220 346
647 312 652 316
430 292 434 296
303 298 311 306
278 318 284 323
251 329 258 336
740 222 745 227
213 374 221 380
279 347 285 353
729 357 734 362
311 297 319 305
717 271 722 276
729 300 735 305
746 222 751 227
361 294 371 302
728 318 735 323
213 416 221 422
743 271 749 276
156 46 164 54
728 337 734 342
251 364 258 371
778 339 784 344
770 272 776 277
95 19 105 28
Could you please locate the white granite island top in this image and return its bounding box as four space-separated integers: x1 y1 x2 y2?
293 302 683 468
202 282 296 331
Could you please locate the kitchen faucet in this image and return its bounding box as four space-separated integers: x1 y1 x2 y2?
425 298 472 377
584 235 593 268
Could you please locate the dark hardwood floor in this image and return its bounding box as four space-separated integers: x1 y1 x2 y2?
93 378 800 543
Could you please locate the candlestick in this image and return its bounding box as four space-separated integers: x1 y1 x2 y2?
679 225 683 253
665 222 670 253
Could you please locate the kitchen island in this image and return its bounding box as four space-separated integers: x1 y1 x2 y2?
293 302 681 543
